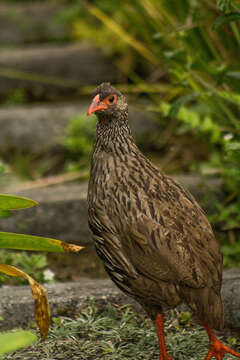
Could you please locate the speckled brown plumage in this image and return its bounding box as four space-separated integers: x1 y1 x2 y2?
87 83 239 360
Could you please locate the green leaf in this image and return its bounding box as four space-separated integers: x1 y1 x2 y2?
212 12 240 31
0 331 37 355
217 0 230 12
0 194 37 211
168 93 200 118
0 210 11 219
0 232 84 253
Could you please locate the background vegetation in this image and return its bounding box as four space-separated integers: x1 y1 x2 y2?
60 0 240 266
4 303 240 360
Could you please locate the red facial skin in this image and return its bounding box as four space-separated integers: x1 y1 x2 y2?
87 94 117 115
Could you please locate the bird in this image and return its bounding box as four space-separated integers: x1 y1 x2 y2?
87 82 240 360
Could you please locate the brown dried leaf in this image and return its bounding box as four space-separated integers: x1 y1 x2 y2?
60 241 84 253
0 264 50 340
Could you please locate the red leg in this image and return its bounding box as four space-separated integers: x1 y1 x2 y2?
203 323 240 360
155 314 175 360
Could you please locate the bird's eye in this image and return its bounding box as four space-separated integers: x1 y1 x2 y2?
105 94 117 105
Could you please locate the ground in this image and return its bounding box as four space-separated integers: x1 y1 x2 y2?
4 304 240 360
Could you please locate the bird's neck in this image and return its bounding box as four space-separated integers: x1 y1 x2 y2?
93 116 135 155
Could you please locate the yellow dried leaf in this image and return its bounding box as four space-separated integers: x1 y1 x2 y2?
60 241 84 253
0 264 50 340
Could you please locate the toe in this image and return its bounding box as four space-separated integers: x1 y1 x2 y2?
204 339 240 360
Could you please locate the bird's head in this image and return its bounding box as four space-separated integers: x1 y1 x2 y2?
87 83 128 124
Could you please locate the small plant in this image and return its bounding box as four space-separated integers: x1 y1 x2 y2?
0 193 84 355
62 113 97 171
178 312 192 327
4 89 27 106
63 113 97 156
0 251 53 285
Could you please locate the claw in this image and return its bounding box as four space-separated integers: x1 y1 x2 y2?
205 339 240 359
203 324 240 360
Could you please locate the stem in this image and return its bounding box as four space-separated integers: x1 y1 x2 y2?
230 22 240 47
0 68 78 88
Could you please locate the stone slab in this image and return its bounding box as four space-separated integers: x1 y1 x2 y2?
0 3 68 45
2 182 91 245
0 268 239 331
0 43 120 99
1 175 221 246
0 101 159 155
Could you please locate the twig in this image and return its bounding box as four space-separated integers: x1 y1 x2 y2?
5 171 88 193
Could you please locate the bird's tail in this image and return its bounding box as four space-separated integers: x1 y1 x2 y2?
181 287 224 330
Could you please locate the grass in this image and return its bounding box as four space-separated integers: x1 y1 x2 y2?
4 303 240 360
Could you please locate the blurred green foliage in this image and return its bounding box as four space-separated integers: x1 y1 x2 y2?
0 162 5 175
63 113 97 157
221 242 240 267
62 113 97 171
4 89 27 106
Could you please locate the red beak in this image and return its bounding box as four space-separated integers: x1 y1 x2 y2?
87 94 108 115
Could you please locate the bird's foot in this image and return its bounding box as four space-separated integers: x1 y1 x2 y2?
204 338 240 360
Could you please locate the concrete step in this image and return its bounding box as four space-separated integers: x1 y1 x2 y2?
0 101 159 155
0 43 120 100
0 268 239 330
2 182 90 245
1 175 222 246
0 2 69 45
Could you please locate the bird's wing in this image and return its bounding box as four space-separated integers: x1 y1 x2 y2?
117 176 222 290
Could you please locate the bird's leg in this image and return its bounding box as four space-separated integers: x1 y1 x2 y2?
155 314 175 360
203 323 240 360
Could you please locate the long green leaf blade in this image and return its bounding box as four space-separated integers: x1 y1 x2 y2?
0 232 84 253
212 12 240 31
0 331 37 355
0 194 37 211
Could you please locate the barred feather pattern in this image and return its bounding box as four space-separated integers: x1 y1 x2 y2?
87 84 224 329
